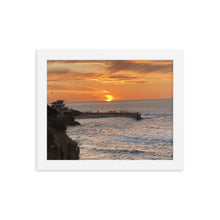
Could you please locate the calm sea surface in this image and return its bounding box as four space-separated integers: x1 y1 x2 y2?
66 99 173 160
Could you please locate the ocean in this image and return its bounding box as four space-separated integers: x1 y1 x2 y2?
66 99 173 160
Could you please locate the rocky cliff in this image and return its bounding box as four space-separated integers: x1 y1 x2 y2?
47 105 80 160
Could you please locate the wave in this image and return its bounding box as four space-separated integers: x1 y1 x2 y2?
80 147 171 159
141 113 173 119
81 147 147 155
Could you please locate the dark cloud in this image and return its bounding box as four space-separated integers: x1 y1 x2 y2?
108 60 173 74
47 60 108 65
108 74 137 80
47 60 173 85
47 69 99 79
47 67 71 74
135 81 148 84
48 60 172 73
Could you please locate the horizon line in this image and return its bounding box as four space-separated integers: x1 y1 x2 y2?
48 98 173 104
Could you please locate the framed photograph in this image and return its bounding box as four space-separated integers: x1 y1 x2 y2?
36 50 184 170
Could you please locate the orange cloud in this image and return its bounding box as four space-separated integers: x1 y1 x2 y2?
47 60 173 102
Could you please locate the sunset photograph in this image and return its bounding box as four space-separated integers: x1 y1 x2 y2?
47 60 173 160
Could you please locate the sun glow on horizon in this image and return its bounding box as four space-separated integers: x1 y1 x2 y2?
105 95 114 102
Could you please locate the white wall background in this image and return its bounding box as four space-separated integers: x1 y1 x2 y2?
0 0 219 219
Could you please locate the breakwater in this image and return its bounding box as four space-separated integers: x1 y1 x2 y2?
75 112 142 120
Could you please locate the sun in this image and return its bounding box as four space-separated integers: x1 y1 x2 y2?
105 95 114 102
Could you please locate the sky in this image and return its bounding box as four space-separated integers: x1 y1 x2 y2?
47 60 173 102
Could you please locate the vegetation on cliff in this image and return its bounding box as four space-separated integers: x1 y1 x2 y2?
47 105 80 160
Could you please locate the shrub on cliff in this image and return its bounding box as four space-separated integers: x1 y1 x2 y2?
47 105 66 131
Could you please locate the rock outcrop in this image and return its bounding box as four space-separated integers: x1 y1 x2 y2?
47 105 80 160
57 112 81 126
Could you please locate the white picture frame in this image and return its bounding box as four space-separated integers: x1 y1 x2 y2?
36 50 184 171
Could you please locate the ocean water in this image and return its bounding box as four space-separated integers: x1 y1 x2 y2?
66 99 173 160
